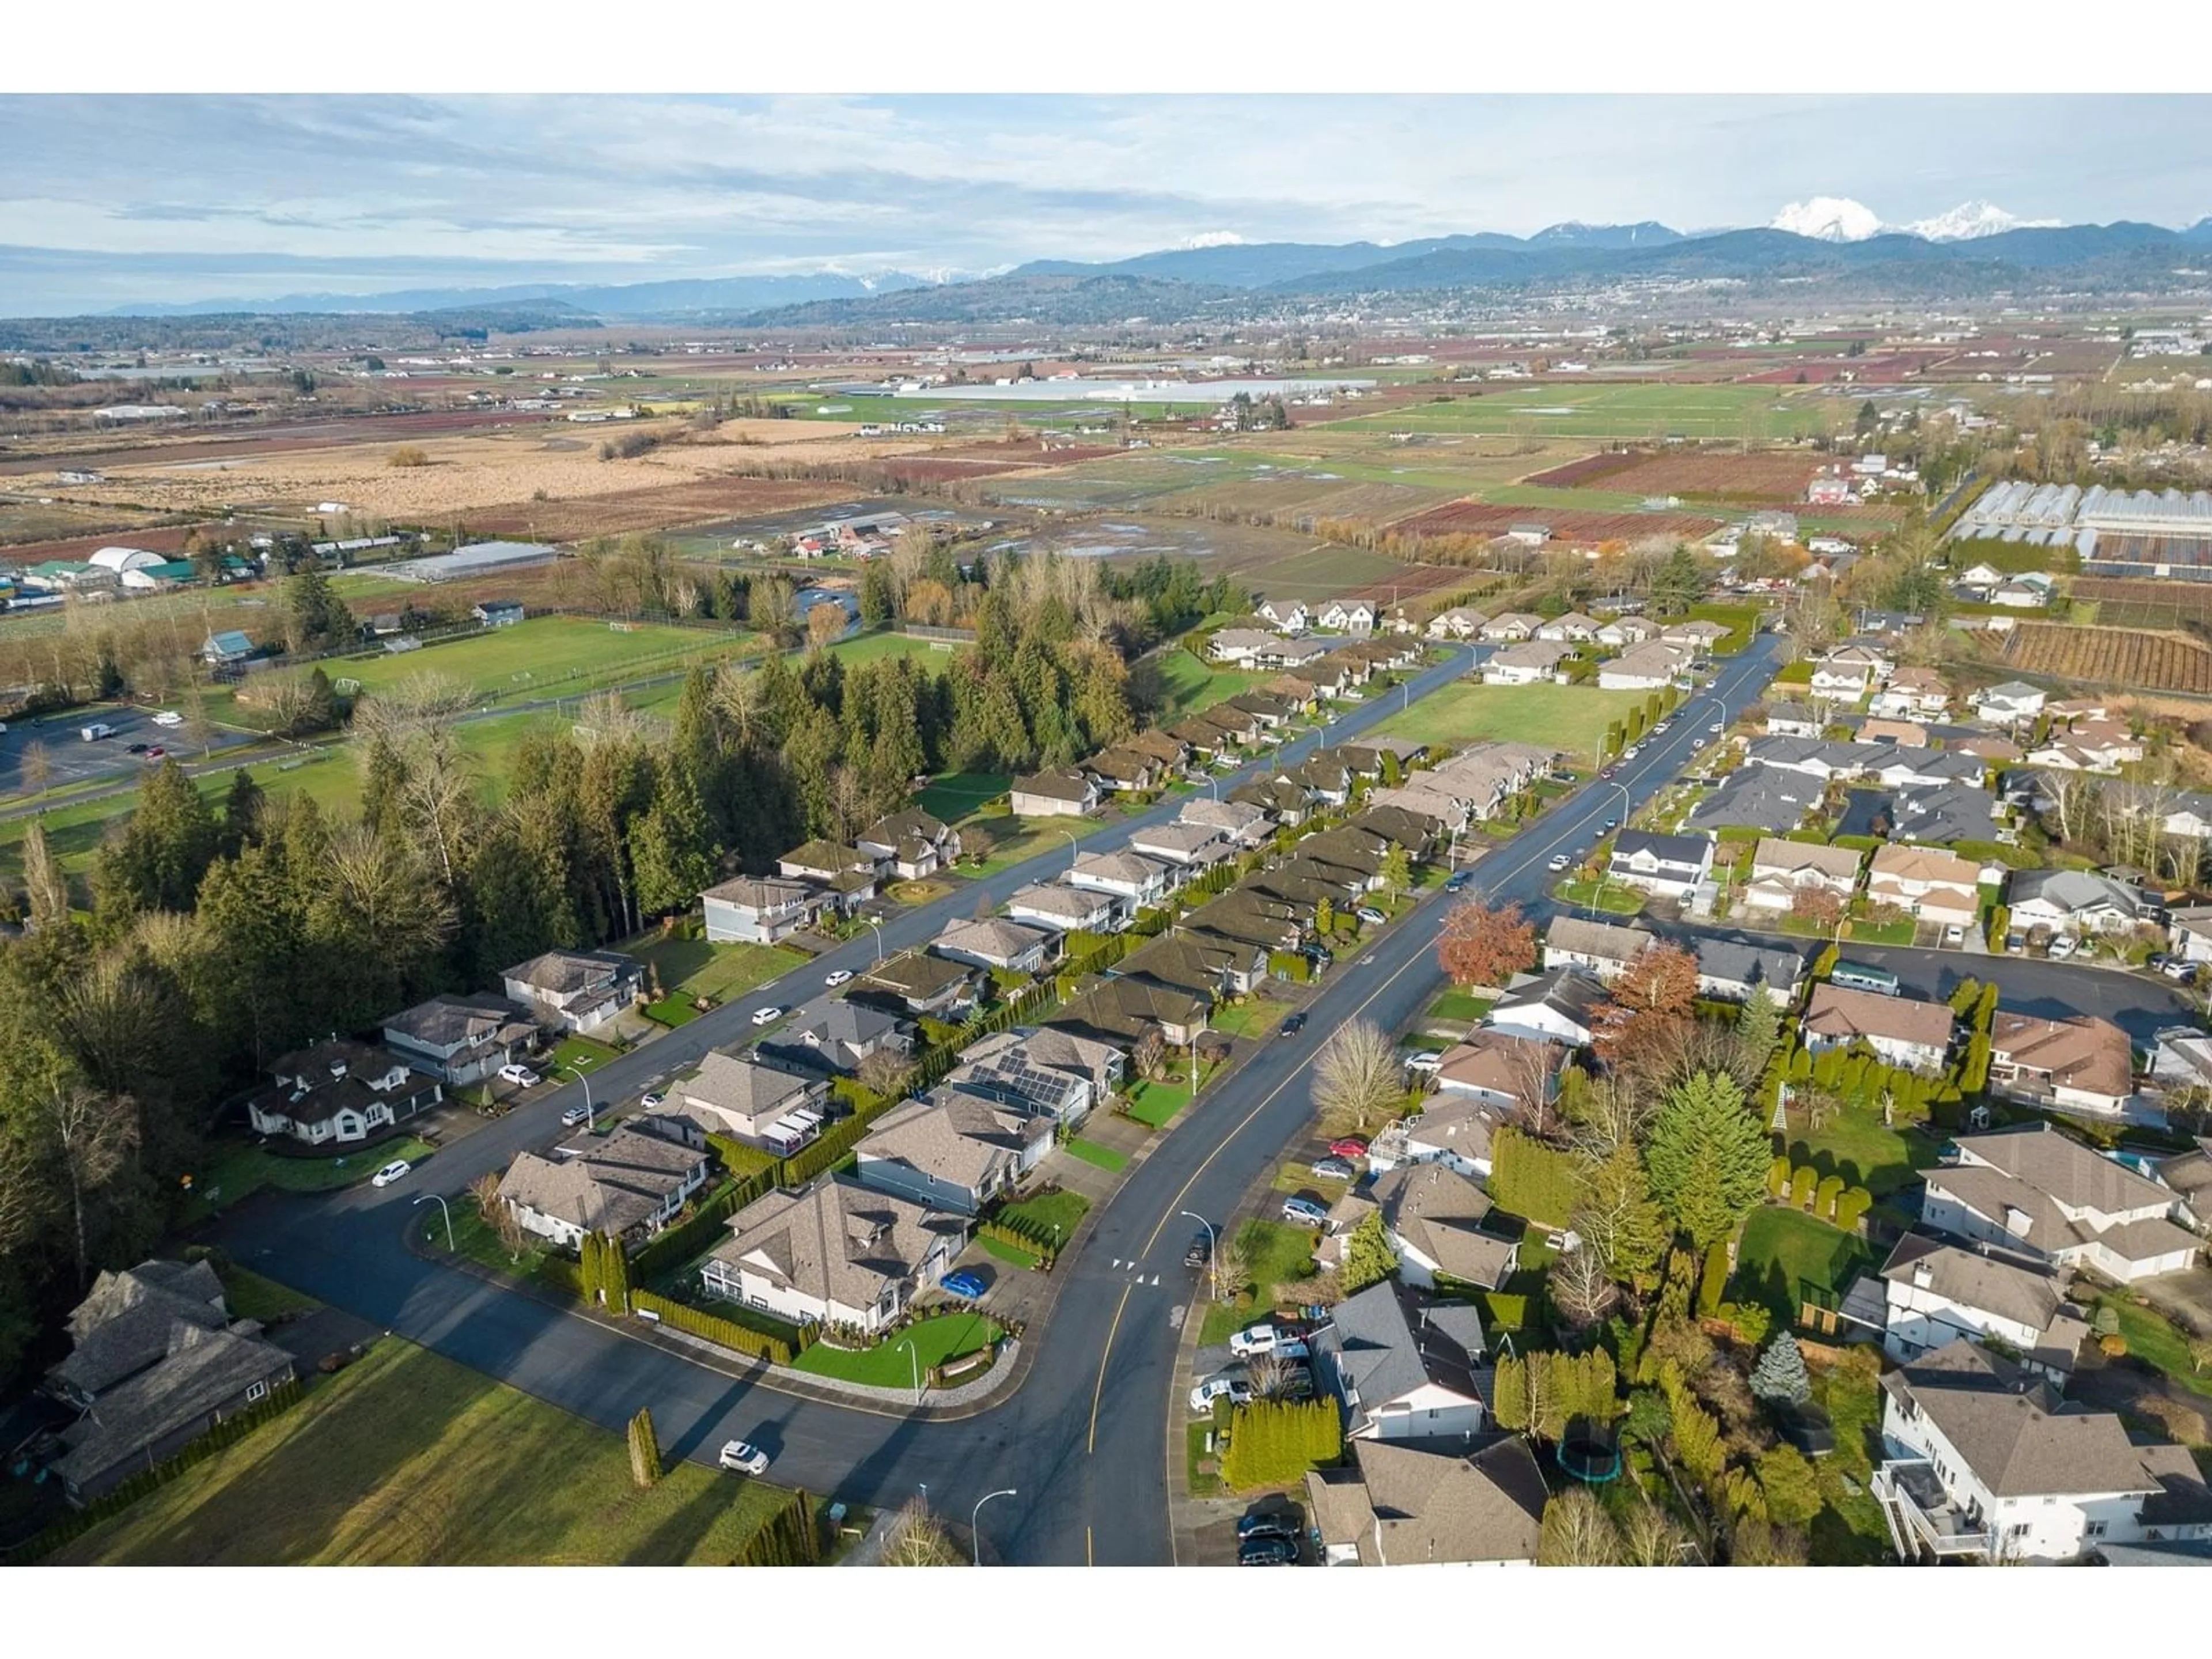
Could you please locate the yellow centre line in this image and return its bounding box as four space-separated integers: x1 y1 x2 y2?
1085 1282 1133 1453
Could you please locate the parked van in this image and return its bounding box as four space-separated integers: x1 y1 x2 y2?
79 722 114 741
1829 960 1901 997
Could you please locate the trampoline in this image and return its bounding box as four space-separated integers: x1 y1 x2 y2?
1555 1431 1622 1484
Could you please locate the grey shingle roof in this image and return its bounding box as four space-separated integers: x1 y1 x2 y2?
1881 1340 2158 1499
1318 1282 1486 1432
1881 1233 2065 1333
51 1260 228 1399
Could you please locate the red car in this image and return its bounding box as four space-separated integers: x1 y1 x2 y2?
1327 1137 1368 1160
144 745 166 759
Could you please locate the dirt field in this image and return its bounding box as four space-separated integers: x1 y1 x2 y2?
1525 448 1820 501
1393 499 1723 544
60 418 922 528
1988 621 2212 695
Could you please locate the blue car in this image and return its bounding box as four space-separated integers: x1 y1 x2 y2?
940 1270 989 1301
1444 870 1472 891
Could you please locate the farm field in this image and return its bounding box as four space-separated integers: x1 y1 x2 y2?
1393 499 1723 544
1989 620 2212 695
54 1338 799 1566
1524 447 1822 502
0 498 186 547
1326 383 1846 442
1374 680 1643 764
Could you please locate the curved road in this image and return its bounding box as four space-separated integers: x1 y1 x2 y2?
219 636 1787 1564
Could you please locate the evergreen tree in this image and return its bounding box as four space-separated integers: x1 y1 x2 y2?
1377 844 1412 900
1340 1210 1397 1294
581 1232 603 1304
220 770 266 858
1734 985 1781 1075
90 757 219 922
281 566 355 654
1646 1071 1772 1249
1492 1353 1528 1431
1749 1331 1812 1408
601 1232 632 1315
627 1406 662 1487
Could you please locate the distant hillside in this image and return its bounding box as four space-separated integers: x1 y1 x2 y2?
105 271 934 321
0 301 594 355
736 272 1241 329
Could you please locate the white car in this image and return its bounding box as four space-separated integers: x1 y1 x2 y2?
498 1063 541 1088
1653 721 1671 734
717 1440 770 1475
1229 1324 1294 1358
560 1103 590 1128
152 710 184 728
751 1006 783 1027
824 969 853 988
640 1090 665 1109
1403 1049 1442 1074
1624 744 1642 759
1355 906 1387 926
1547 854 1571 872
1708 721 1725 733
1190 1376 1254 1412
370 1160 412 1188
2047 935 2079 960
1692 738 1707 751
1942 924 1965 946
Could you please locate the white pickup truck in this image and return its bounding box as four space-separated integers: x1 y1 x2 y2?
79 722 114 741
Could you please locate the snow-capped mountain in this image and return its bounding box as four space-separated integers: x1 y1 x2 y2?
1770 197 1885 242
1899 200 2061 241
1179 231 1247 249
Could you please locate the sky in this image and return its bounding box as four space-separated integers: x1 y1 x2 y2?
3 93 2211 315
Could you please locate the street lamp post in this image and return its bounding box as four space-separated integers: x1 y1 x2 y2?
1181 1209 1218 1301
895 1336 922 1405
412 1192 453 1252
562 1063 593 1122
972 1487 1018 1567
866 914 886 964
1586 779 1631 919
1057 828 1080 870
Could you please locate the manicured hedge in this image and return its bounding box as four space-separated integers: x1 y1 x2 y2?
632 1289 802 1363
1491 1126 1579 1227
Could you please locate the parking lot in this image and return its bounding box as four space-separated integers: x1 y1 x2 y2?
0 705 256 797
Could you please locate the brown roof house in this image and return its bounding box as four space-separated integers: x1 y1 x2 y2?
856 808 961 881
497 1125 711 1251
501 948 643 1036
1363 1162 1521 1291
1877 1233 2088 1380
1921 1123 2202 1283
1009 767 1102 820
244 1039 444 1147
1305 1437 1548 1566
1802 983 1954 1074
853 949 982 1017
1047 975 1210 1050
698 1175 969 1336
702 874 835 945
1988 1012 2139 1122
852 1093 1052 1215
668 1048 831 1156
1742 838 1864 914
44 1260 297 1505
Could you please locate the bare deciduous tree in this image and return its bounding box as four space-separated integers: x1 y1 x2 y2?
858 1048 914 1102
1312 1018 1402 1137
469 1170 525 1260
1619 1501 1695 1566
881 1493 961 1566
20 738 51 796
41 1085 141 1288
1548 1243 1618 1331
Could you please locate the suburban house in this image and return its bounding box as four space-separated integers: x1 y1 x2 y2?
1802 984 1955 1073
1009 767 1102 819
43 1260 297 1506
497 1127 711 1251
758 1000 914 1080
1086 746 1166 795
1763 701 1825 739
1479 639 1571 685
855 808 961 880
1661 619 1729 654
1306 1438 1548 1568
472 599 525 628
701 875 832 945
1177 796 1274 847
1972 681 2048 724
1810 645 1891 698
1255 597 1310 632
1596 641 1691 692
1128 821 1232 869
244 1039 443 1146
1986 1013 2140 1122
1005 881 1122 934
777 838 877 885
698 1175 968 1335
2006 869 2155 937
1431 1029 1565 1122
1866 844 1983 929
1870 666 1952 720
1484 967 1609 1048
1606 830 1715 900
501 949 643 1035
853 950 981 1018
1541 916 1653 981
852 1093 1052 1215
1742 838 1863 914
1122 932 1268 1002
1047 975 1209 1050
1889 782 2001 847
1426 607 1490 641
1857 718 1931 748
2169 904 2212 964
1876 1234 2086 1378
1361 1162 1520 1291
944 1026 1123 1125
934 916 1054 976
1067 849 1175 908
1594 615 1658 648
1920 1124 2203 1282
1686 767 1822 835
1874 1340 2211 1562
1318 598 1377 634
1312 1281 1489 1443
1367 1095 1503 1182
201 629 255 666
381 993 536 1087
1479 612 1543 642
1692 938 1805 1004
668 1049 830 1154
1536 611 1600 642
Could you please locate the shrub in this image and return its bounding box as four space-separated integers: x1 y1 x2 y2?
979 1215 1059 1265
1698 1242 1730 1316
1767 1156 1792 1199
1491 1126 1580 1226
1221 1398 1342 1490
1789 1166 1817 1211
1815 1174 1844 1221
632 1289 799 1363
1834 1186 1873 1233
387 444 430 468
2099 1333 2129 1358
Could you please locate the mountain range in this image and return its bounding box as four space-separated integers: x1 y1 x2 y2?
72 206 2212 331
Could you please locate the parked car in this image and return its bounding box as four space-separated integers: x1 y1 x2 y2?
1238 1535 1298 1566
152 710 183 727
1327 1137 1368 1158
1352 906 1384 926
370 1160 411 1188
1547 854 1571 872
1709 721 1725 733
1229 1323 1296 1358
1310 1155 1356 1180
1444 870 1472 892
1184 1233 1212 1269
144 746 165 760
127 741 149 754
1190 1375 1255 1412
824 969 853 987
1279 1012 1308 1037
1281 1196 1329 1228
2047 935 2079 960
1942 923 1965 946
1237 1511 1301 1542
717 1440 770 1475
2148 952 2172 972
1602 818 1618 831
559 1103 590 1128
1402 1050 1442 1074
751 1005 783 1025
640 1090 665 1109
498 1063 540 1088
2165 959 2199 983
1599 765 1618 779
1692 738 1707 751
1653 721 1671 734
940 1269 989 1301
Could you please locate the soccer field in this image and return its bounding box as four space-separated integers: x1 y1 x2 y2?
332 615 750 699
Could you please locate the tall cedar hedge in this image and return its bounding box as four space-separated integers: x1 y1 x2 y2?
1490 1126 1579 1227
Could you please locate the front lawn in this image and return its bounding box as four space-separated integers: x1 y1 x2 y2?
1126 1077 1195 1128
55 1338 800 1565
998 1187 1090 1245
790 1312 1002 1389
1199 1218 1320 1346
1844 914 1919 946
214 1262 319 1323
2086 1294 2212 1400
1424 989 1492 1028
1207 999 1278 1038
1551 877 1646 916
1732 1207 1873 1323
1065 1138 1130 1173
181 1135 437 1222
629 934 807 1007
1187 1421 1226 1499
548 1034 623 1077
916 770 1009 822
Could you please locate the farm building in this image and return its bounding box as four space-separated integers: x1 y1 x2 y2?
384 540 559 584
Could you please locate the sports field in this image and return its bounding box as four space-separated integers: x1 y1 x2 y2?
328 614 750 700
55 1338 798 1566
1376 680 1643 764
1331 383 1844 442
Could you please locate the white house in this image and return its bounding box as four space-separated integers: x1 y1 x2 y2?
1866 845 1982 929
1877 1234 2086 1378
1426 607 1489 641
497 1127 710 1251
1987 1012 2140 1122
1536 611 1600 643
1540 916 1653 981
1481 639 1572 685
1311 1281 1489 1444
1005 881 1122 935
1920 1124 2202 1282
1802 984 1954 1073
1066 849 1175 908
700 875 831 945
698 1176 967 1334
243 1040 443 1147
1317 599 1377 635
1972 681 2048 724
1810 645 1892 699
1606 830 1714 900
1361 1163 1519 1291
2005 869 2153 938
1597 641 1691 691
1741 838 1863 913
1484 967 1609 1048
1256 597 1310 633
1009 767 1103 820
1874 1340 2211 1562
502 949 643 1036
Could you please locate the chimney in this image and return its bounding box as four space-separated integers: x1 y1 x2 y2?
1911 1262 1933 1290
